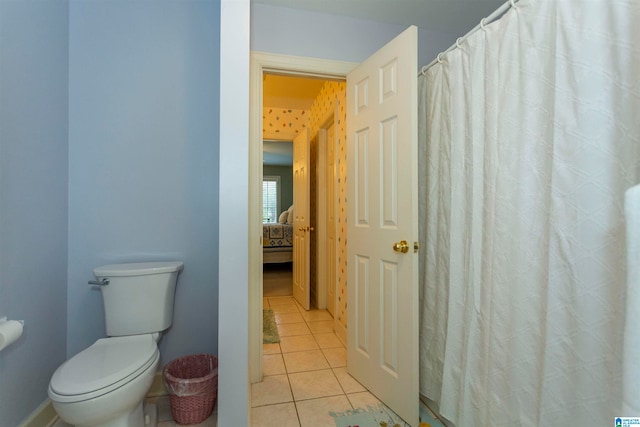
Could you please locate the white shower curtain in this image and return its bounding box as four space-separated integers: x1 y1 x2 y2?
418 1 640 426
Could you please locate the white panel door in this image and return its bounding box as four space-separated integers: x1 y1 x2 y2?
293 128 311 310
346 26 419 426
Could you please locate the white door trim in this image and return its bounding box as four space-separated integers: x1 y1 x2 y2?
249 52 356 384
316 127 328 310
315 106 339 313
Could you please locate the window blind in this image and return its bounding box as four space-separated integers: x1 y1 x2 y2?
262 176 280 223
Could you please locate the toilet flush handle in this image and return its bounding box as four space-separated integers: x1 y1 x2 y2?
88 278 110 286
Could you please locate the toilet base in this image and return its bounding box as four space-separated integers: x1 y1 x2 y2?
50 353 159 427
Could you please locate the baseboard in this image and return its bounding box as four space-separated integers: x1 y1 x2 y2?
419 394 454 427
334 318 347 346
147 371 168 397
18 399 58 427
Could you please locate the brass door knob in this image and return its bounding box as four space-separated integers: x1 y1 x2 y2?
393 240 409 253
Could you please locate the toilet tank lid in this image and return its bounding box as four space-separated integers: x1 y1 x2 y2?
94 261 184 277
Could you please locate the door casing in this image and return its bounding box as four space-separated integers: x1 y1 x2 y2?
315 111 338 316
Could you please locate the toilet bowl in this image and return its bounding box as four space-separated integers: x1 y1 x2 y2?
48 261 183 427
49 334 159 427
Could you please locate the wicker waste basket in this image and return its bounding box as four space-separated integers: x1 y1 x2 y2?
163 354 218 425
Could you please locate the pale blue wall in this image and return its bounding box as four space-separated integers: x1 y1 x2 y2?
67 0 220 365
0 1 457 424
250 3 457 69
0 1 69 425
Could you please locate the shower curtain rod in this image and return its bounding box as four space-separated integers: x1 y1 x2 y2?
418 0 519 76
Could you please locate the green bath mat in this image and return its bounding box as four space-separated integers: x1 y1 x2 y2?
263 308 280 343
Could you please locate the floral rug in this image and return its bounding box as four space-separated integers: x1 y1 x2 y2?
331 403 444 427
331 405 403 427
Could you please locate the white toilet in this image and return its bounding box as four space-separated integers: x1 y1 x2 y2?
49 261 183 427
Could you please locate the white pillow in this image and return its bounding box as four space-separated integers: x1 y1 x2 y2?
278 210 288 224
286 205 294 224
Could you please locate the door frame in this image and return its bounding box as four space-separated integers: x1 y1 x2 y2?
316 127 328 309
315 108 338 313
249 52 356 383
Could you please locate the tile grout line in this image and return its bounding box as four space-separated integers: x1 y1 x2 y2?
290 378 303 427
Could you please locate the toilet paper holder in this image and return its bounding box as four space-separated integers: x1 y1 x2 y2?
0 317 24 326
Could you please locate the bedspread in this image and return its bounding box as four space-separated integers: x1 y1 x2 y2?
263 223 293 247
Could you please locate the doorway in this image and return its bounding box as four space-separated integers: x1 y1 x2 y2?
260 74 336 306
249 53 355 384
262 137 294 298
250 26 420 426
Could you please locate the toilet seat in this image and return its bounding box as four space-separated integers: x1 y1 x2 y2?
49 334 159 403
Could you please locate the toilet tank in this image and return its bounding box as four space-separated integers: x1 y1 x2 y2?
93 261 183 337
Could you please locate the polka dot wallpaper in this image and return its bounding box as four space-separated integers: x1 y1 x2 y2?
262 108 308 140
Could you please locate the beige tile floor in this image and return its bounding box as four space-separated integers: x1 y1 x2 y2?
254 296 404 427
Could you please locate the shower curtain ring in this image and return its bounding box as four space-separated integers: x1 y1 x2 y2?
480 18 487 30
421 65 428 76
437 53 444 64
456 38 464 48
510 0 517 8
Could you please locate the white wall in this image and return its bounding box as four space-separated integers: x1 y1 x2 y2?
67 0 220 365
218 0 250 424
0 1 69 425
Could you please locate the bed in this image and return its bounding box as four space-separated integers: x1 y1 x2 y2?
263 223 294 263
